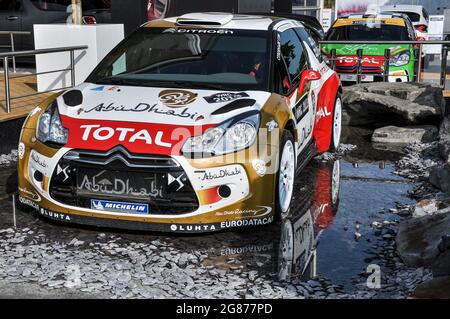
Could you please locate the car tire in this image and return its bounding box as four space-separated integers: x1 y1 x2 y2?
330 160 341 212
330 94 342 152
277 219 294 281
275 130 296 220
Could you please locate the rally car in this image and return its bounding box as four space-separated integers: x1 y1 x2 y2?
322 13 417 83
17 13 342 233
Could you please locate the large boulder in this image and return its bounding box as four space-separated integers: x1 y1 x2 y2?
438 116 450 163
342 83 443 127
429 164 450 194
396 210 450 266
371 125 438 144
410 276 450 299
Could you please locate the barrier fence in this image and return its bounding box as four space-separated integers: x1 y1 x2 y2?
319 40 450 88
0 46 88 113
0 31 32 73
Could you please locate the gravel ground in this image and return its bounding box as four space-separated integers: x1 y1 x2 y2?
0 134 438 299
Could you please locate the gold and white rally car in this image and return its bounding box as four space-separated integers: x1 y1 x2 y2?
18 13 343 233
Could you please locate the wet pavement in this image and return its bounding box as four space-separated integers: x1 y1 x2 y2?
0 128 426 298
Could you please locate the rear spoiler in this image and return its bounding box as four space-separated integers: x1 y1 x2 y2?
242 12 325 40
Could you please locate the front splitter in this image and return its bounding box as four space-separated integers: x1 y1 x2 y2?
20 196 274 234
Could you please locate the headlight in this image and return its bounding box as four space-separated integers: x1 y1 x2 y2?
36 100 68 145
182 111 259 157
390 51 410 67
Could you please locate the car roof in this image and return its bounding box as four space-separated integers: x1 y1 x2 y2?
380 5 424 13
144 12 304 31
339 13 406 19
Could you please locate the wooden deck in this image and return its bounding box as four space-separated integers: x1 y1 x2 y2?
0 74 53 123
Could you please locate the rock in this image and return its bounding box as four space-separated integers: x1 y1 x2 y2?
342 83 442 127
372 126 438 144
396 212 450 266
438 116 450 163
429 164 450 193
412 199 441 218
410 276 450 299
432 249 450 277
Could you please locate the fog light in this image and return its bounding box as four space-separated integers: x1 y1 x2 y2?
34 170 43 183
252 159 267 177
218 185 231 198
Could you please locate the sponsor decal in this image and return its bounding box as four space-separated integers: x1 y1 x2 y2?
18 187 41 202
84 102 203 121
30 151 49 170
163 28 234 35
316 106 332 122
18 196 39 210
78 173 162 198
91 199 149 215
79 125 173 148
39 208 71 221
337 56 382 66
196 167 242 181
169 216 273 232
276 34 281 61
203 92 249 104
18 143 25 160
159 90 198 108
61 116 214 156
216 206 272 218
220 216 274 228
293 95 309 123
91 86 105 91
170 224 217 232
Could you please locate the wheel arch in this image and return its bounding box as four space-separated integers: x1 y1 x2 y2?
313 73 342 153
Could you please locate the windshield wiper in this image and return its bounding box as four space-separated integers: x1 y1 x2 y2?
96 77 233 91
170 81 230 91
95 76 142 86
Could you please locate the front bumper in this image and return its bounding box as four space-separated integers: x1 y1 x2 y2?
338 70 410 83
18 128 277 233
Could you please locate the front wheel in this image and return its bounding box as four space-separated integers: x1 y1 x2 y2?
330 94 342 152
275 131 296 219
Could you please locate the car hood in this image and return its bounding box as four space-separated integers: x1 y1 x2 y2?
57 83 271 155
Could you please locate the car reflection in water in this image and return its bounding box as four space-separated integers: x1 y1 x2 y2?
199 160 341 283
277 160 340 282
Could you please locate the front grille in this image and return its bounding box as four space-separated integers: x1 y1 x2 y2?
49 147 199 215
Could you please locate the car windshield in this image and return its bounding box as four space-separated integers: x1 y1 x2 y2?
327 21 410 41
30 0 110 11
87 27 271 91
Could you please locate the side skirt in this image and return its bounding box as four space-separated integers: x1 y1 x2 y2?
295 139 317 176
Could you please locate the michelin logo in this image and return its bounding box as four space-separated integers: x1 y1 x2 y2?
91 200 149 215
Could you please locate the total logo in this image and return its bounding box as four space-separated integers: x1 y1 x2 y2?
315 106 332 122
337 56 381 65
79 125 173 148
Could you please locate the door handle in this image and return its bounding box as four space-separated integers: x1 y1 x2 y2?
7 16 19 21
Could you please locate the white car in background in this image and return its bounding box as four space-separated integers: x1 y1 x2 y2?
380 5 430 40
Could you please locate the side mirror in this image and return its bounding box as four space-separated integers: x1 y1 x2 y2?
298 70 321 93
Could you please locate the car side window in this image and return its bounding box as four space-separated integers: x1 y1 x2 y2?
275 56 292 96
0 0 20 11
280 29 307 85
295 27 321 62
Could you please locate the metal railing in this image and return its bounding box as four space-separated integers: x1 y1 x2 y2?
319 40 450 87
0 31 31 73
0 45 88 113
